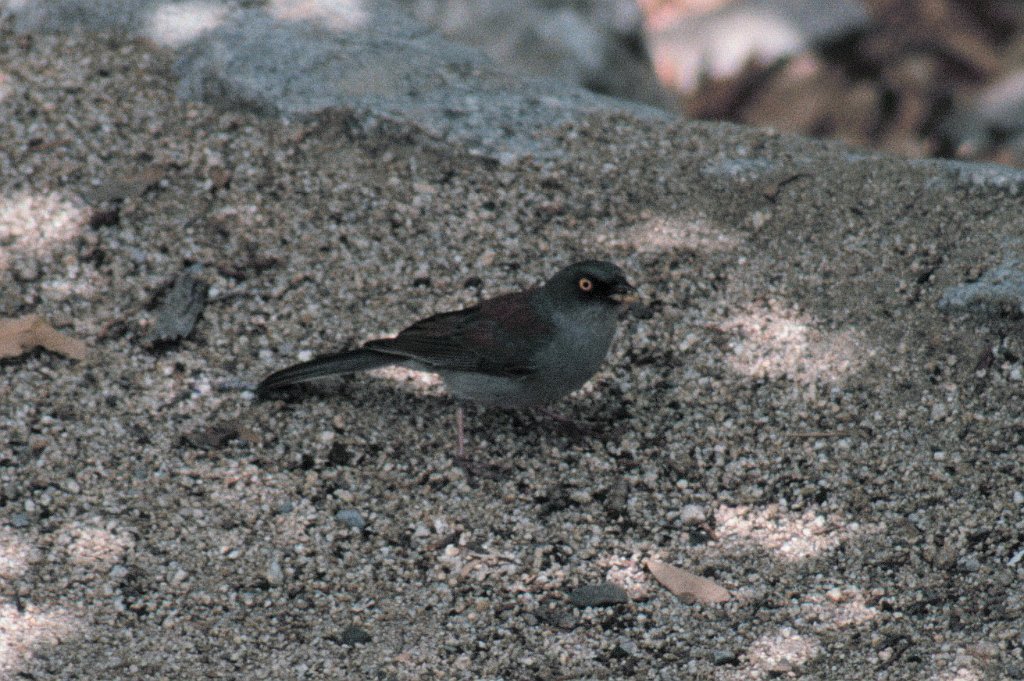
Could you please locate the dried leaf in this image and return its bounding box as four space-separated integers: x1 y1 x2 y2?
645 558 730 604
0 315 88 360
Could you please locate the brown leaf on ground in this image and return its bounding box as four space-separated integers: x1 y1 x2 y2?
645 558 730 604
0 315 89 361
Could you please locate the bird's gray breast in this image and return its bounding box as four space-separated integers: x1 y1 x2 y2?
439 303 619 407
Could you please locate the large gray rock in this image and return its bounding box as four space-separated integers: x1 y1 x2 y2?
3 0 235 39
4 0 671 161
395 0 673 109
939 258 1024 317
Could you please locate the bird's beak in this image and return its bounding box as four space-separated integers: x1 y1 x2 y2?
609 281 640 305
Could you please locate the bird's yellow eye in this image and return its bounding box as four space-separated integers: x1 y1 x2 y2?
578 277 593 292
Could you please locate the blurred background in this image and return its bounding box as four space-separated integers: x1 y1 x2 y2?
398 0 1024 167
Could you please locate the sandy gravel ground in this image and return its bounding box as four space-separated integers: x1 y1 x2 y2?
2 24 1024 680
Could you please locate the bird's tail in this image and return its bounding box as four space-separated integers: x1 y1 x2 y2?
256 348 396 398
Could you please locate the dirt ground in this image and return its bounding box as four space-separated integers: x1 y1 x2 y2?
2 23 1024 681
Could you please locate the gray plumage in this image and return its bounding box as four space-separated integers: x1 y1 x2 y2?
256 261 635 453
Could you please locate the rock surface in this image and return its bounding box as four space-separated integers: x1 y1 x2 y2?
5 0 671 161
395 0 673 108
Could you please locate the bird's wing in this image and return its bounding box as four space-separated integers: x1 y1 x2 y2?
364 290 554 377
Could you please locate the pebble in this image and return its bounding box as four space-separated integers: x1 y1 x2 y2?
569 582 628 608
266 559 284 585
13 259 40 282
537 606 577 630
614 637 639 657
604 479 628 516
10 513 29 528
679 503 706 525
336 625 371 645
712 649 739 666
335 509 366 529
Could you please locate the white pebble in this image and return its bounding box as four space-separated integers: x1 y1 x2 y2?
266 559 284 585
679 504 706 525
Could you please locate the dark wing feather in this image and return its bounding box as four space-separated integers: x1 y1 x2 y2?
364 290 554 377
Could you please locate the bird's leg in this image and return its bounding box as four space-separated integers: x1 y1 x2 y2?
450 405 510 480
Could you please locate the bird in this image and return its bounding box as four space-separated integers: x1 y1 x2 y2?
256 260 637 458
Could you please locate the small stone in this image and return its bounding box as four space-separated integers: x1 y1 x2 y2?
335 509 366 529
266 559 284 586
13 259 40 282
612 637 639 657
536 605 577 630
712 649 739 666
335 625 371 645
569 489 592 504
145 264 208 347
569 582 628 608
604 479 628 517
934 539 958 570
327 442 352 465
207 165 232 190
1013 491 1024 505
10 513 29 528
679 503 706 525
183 421 239 449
